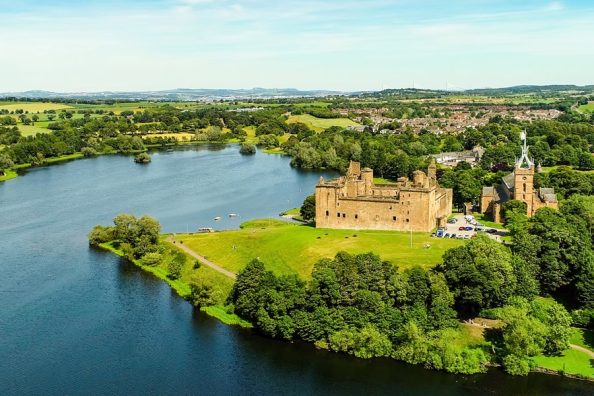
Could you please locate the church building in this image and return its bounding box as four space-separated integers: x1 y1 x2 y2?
480 131 558 223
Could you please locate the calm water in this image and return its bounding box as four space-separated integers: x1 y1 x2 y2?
0 146 591 395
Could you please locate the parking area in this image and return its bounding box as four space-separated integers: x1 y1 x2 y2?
433 214 507 242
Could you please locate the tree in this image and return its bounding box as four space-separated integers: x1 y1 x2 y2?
239 143 256 155
87 225 114 245
0 153 14 174
134 152 151 163
300 195 316 221
440 234 516 315
501 200 527 225
190 281 215 307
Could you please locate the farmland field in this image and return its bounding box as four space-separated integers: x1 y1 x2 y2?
0 102 73 112
286 114 360 132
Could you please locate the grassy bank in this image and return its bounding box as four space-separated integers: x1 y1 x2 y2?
532 328 594 379
0 169 17 182
98 240 250 328
176 219 463 278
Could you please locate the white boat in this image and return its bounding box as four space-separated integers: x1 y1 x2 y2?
228 213 239 218
214 216 221 221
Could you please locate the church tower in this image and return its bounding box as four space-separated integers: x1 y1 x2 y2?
513 130 535 215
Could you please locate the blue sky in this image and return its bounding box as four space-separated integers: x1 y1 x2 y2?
0 0 592 91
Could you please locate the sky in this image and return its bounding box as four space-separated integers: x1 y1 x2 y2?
0 0 593 92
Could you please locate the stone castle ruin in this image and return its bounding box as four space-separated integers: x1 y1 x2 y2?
315 160 453 232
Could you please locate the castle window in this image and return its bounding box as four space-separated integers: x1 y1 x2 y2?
392 216 396 221
355 214 358 219
325 211 329 216
406 219 409 223
342 213 346 218
523 183 527 192
337 213 341 218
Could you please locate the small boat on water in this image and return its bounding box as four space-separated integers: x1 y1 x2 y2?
228 213 239 218
214 216 221 221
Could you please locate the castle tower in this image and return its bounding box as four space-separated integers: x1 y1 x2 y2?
428 159 437 188
513 131 535 215
361 167 373 196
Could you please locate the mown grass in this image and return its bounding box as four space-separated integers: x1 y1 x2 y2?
0 169 17 182
18 124 52 136
176 219 463 279
286 114 360 132
474 213 505 230
532 349 594 379
280 207 300 216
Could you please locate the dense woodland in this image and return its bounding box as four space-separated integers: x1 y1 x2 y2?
230 194 594 376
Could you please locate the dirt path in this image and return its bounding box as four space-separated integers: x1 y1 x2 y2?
166 236 237 279
569 344 594 359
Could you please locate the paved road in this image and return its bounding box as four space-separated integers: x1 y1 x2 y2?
166 236 237 279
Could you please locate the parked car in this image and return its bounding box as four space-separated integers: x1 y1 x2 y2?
465 226 473 231
450 233 457 238
444 233 451 238
464 235 471 239
447 218 457 224
476 227 484 232
486 229 497 234
458 226 466 231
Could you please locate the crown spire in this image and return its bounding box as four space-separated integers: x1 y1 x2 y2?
517 130 533 169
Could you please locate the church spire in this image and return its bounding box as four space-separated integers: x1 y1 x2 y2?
516 130 533 169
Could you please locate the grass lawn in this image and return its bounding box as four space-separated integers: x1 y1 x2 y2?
176 219 463 279
280 207 301 216
373 176 397 184
18 124 52 136
0 102 73 112
286 114 360 132
532 349 594 379
0 169 17 182
578 102 594 113
474 213 505 229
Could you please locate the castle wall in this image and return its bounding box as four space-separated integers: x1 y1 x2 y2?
315 161 452 232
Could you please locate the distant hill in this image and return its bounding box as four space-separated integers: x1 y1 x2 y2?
2 85 592 102
0 88 344 101
358 85 594 99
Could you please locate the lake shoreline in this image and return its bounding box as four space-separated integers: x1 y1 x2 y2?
99 226 594 383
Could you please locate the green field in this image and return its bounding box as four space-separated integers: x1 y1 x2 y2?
0 170 17 182
532 349 594 378
175 219 462 279
0 102 73 112
578 102 594 113
286 114 360 132
18 124 52 136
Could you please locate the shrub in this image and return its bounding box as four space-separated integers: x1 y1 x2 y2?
141 252 162 266
87 225 114 246
239 143 256 155
81 147 98 157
